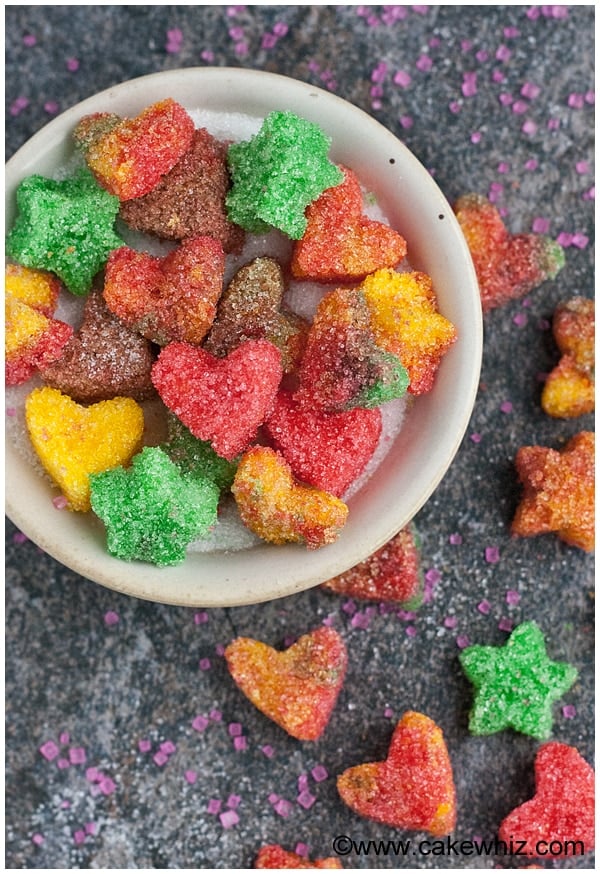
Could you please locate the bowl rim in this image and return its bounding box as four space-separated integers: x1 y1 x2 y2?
5 66 483 607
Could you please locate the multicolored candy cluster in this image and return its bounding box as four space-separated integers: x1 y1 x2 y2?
6 99 457 565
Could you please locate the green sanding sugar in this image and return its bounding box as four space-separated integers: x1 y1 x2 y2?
89 446 219 567
6 167 123 296
459 620 578 740
355 350 410 409
161 414 239 492
226 111 344 239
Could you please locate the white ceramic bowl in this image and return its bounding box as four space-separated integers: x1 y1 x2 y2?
5 68 482 607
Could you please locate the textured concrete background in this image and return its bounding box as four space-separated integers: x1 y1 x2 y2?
5 5 594 870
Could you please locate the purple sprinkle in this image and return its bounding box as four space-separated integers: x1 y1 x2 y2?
547 117 561 131
98 776 116 796
43 101 59 115
521 119 538 136
505 589 521 605
485 546 500 564
461 39 473 52
274 798 293 817
73 829 86 846
512 99 529 115
475 49 488 63
261 33 277 50
557 231 574 247
477 600 491 615
425 568 442 586
199 658 211 671
470 432 482 444
524 158 539 171
492 69 506 83
449 100 461 114
103 610 119 626
85 767 100 782
562 704 577 719
84 821 97 835
342 598 356 615
393 70 412 88
192 715 209 732
57 758 70 770
497 161 510 173
209 709 222 722
456 634 470 649
495 44 511 62
218 805 241 829
449 532 463 545
39 740 60 761
498 617 514 633
69 747 86 765
273 22 288 37
228 722 242 737
350 611 371 630
201 49 215 62
234 41 248 57
572 233 589 249
568 92 585 109
399 115 414 129
295 843 309 858
500 400 513 414
444 616 458 629
405 625 417 637
471 131 482 144
233 735 247 751
584 90 595 105
311 764 328 782
184 769 197 784
52 495 68 510
13 530 28 543
59 731 70 745
297 773 309 792
153 751 169 767
31 833 44 846
207 798 222 814
532 217 550 233
297 790 316 810
226 793 241 809
10 95 29 116
194 611 209 624
499 92 514 107
504 26 520 38
462 75 478 98
66 58 79 72
215 643 225 656
415 54 433 72
398 609 417 621
575 160 590 175
513 312 528 327
267 792 279 805
582 186 595 201
261 744 274 758
23 34 37 46
322 614 335 626
160 740 176 755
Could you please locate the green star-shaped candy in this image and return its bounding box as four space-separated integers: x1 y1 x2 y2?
226 111 343 239
89 446 219 567
459 621 577 740
6 167 123 296
161 414 239 493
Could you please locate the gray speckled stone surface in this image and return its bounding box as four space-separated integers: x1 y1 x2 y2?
5 5 594 870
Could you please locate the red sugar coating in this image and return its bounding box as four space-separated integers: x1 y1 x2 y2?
103 237 225 346
254 845 343 868
454 192 565 311
120 128 245 253
5 295 73 386
291 165 407 283
322 524 423 606
264 389 382 497
82 98 195 201
337 711 456 836
151 339 283 460
498 742 595 857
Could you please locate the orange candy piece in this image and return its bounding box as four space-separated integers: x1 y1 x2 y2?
541 297 595 418
511 431 595 551
337 711 457 836
225 626 347 741
255 845 343 868
360 269 457 395
291 166 407 284
232 446 349 548
25 386 144 511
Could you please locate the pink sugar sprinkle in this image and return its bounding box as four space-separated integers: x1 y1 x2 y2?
322 614 335 626
10 96 29 116
500 400 513 413
575 160 590 174
405 625 417 637
215 643 225 656
311 764 328 782
497 161 510 173
456 634 470 649
582 186 595 201
273 21 288 37
66 58 79 72
297 790 316 810
495 45 511 62
449 100 461 114
85 767 100 782
103 610 119 626
43 101 59 115
462 75 477 98
234 41 249 57
295 843 309 858
384 706 394 718
298 773 309 792
199 658 211 671
13 530 28 544
470 432 482 444
40 740 60 761
568 93 585 109
415 54 432 72
505 590 520 605
470 131 482 144
521 119 538 136
60 800 71 809
227 793 241 809
184 769 197 784
532 217 550 233
449 532 463 545
23 33 37 46
209 709 222 721
6 406 17 417
138 738 152 753
84 821 96 835
268 792 279 805
207 798 222 814
475 49 488 63
220 809 239 829
31 833 44 846
69 747 86 765
557 231 574 247
393 70 412 87
73 829 86 846
512 100 529 115
444 616 458 629
584 90 595 104
192 714 209 732
513 312 528 327
228 722 242 737
492 69 506 84
274 798 293 818
160 740 176 755
572 233 589 249
498 617 514 632
477 600 491 615
524 158 538 171
201 49 215 62
261 33 277 50
99 776 116 795
504 26 520 38
521 82 541 100
57 757 70 769
59 731 70 745
547 118 560 131
233 735 247 751
485 546 500 564
562 704 577 719
499 93 513 107
425 568 442 586
351 611 371 629
153 751 169 767
261 744 274 758
52 495 69 510
194 611 209 624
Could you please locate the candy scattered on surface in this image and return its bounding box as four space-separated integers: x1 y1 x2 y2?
264 389 382 498
103 236 225 346
459 621 578 739
225 627 347 741
541 296 595 418
151 340 283 461
454 192 565 311
232 446 348 548
226 110 343 238
6 168 123 296
254 844 343 868
291 165 406 283
89 446 219 566
511 431 595 552
25 387 144 512
119 127 244 252
78 98 195 201
322 524 423 606
5 293 72 386
337 711 456 836
296 286 409 412
39 290 155 402
360 269 457 394
204 256 308 373
498 742 595 857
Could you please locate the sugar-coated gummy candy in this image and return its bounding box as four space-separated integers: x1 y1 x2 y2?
498 742 595 858
360 269 457 395
119 128 245 253
72 112 121 152
151 340 283 461
103 237 225 346
291 166 407 283
254 845 343 869
322 524 423 606
511 431 594 552
225 627 347 741
541 297 595 418
90 446 219 566
78 98 195 201
454 192 565 311
296 287 409 412
459 621 578 740
25 386 144 512
264 390 382 498
6 168 123 296
204 257 309 373
5 263 61 317
161 413 238 492
226 111 344 239
232 446 349 548
40 290 155 402
337 711 456 836
5 294 73 386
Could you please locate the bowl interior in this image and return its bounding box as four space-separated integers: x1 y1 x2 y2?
5 67 482 607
